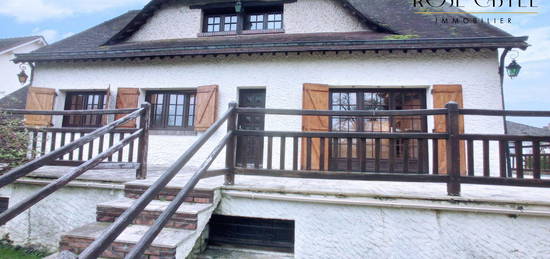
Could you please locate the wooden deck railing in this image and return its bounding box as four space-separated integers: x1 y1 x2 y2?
0 104 151 226
36 101 550 258
232 103 550 196
2 106 150 176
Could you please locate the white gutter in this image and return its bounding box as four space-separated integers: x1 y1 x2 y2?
223 191 550 218
0 37 47 56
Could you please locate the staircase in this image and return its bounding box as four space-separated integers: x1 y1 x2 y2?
58 178 221 259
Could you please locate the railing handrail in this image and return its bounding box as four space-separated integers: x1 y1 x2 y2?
235 130 448 139
0 108 139 115
235 107 550 118
0 129 143 226
0 108 145 189
79 102 238 259
235 107 449 116
19 127 139 134
126 132 233 258
460 109 550 117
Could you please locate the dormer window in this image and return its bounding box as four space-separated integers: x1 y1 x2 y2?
247 12 283 30
201 4 284 36
206 14 237 32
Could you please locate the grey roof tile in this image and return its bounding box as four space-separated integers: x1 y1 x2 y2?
14 0 528 62
507 121 550 136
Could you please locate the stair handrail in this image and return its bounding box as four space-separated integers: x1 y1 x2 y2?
0 106 146 188
79 102 238 259
0 129 144 225
126 132 232 258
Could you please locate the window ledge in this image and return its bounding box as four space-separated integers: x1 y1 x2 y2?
242 29 285 35
198 31 238 37
198 29 285 37
150 129 197 136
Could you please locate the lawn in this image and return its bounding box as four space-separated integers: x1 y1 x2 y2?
0 244 46 259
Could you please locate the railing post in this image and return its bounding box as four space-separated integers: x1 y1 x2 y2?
225 102 238 185
445 102 461 196
136 103 151 179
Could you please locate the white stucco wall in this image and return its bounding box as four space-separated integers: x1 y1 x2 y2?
128 0 369 42
0 182 123 252
217 192 550 258
0 42 44 98
32 49 504 174
284 0 370 33
128 3 202 41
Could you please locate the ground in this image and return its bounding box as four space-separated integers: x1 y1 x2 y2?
0 243 46 259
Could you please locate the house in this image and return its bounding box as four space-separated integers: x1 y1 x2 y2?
5 1 550 258
12 0 528 173
0 36 47 98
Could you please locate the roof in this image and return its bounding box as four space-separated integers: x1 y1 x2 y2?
0 85 29 111
0 36 46 54
14 0 529 63
507 121 550 136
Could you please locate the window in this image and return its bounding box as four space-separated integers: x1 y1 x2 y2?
209 215 294 253
246 12 283 30
329 89 428 172
202 5 283 34
205 14 237 32
146 91 196 130
63 91 107 127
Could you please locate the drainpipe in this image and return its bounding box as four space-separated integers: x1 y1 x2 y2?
499 48 512 177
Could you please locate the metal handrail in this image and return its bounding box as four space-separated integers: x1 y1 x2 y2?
79 103 237 258
0 108 145 188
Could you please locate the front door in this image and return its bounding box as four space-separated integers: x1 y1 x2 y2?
236 89 266 168
329 89 428 173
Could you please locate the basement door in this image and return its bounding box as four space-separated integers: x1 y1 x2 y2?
236 89 266 168
329 89 429 173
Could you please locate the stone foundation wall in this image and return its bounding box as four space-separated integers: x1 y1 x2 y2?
0 182 124 252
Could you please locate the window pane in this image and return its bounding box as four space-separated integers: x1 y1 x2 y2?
147 91 195 129
63 92 106 127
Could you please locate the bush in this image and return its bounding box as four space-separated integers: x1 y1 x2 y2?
0 113 29 171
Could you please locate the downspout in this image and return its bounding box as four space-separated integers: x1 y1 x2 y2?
499 48 512 177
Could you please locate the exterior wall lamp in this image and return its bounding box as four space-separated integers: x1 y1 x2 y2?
505 50 522 79
17 64 29 85
235 1 243 13
506 60 522 79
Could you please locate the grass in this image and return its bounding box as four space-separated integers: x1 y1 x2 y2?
0 243 47 259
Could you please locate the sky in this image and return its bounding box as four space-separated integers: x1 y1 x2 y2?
0 0 548 126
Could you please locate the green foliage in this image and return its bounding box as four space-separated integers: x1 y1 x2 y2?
383 34 420 40
0 113 29 171
0 240 47 259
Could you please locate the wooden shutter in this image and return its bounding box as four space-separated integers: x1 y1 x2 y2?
195 85 219 131
115 88 140 128
432 85 467 175
301 83 330 170
24 87 56 127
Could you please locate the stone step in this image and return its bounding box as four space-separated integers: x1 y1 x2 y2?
97 198 212 230
124 184 215 204
60 222 194 259
197 246 295 259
